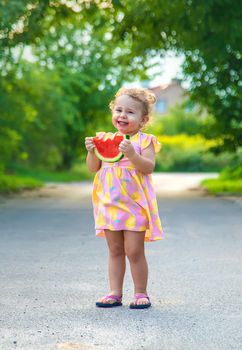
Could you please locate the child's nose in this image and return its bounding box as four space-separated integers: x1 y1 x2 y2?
120 110 127 118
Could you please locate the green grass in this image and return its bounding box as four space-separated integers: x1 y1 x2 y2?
0 173 43 194
0 163 94 193
201 165 242 195
14 163 94 183
201 178 242 195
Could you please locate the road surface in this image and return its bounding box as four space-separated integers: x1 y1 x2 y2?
0 173 241 350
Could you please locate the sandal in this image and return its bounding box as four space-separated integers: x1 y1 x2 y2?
96 294 122 308
129 293 151 309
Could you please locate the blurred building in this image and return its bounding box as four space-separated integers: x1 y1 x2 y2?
150 78 187 115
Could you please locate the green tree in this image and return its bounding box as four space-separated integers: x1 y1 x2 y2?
151 104 212 137
95 0 242 152
0 68 33 171
3 0 240 170
0 1 151 171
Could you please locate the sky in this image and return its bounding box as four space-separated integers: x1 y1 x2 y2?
126 51 187 89
149 52 185 87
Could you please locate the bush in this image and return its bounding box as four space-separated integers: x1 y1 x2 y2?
147 100 213 136
0 174 43 193
201 179 242 195
201 150 242 195
13 162 94 182
154 134 231 172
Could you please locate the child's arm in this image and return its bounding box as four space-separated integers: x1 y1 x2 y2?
85 137 101 172
119 139 155 175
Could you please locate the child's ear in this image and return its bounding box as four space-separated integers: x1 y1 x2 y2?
141 115 149 126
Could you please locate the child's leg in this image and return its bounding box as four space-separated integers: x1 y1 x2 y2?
97 230 125 304
124 230 149 306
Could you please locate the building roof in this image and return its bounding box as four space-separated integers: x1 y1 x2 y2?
149 80 186 94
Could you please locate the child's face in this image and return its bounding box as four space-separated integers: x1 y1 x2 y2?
112 95 147 135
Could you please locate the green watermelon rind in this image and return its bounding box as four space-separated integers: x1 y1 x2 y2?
94 134 130 163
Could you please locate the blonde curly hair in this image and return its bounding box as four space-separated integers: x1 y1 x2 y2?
109 87 157 117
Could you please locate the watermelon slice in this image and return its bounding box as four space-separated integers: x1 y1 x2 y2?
93 133 130 162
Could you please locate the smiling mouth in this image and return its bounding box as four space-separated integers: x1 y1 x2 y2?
117 121 129 126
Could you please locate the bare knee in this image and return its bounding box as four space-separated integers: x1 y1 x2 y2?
105 230 125 258
108 242 125 257
125 247 144 263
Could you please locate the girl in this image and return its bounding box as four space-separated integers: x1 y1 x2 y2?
85 87 164 309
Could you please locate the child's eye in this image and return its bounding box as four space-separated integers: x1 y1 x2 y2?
115 109 122 112
127 111 134 114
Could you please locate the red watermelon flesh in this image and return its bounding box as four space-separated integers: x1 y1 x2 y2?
93 134 129 162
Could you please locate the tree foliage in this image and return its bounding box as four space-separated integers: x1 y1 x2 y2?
1 0 241 174
0 1 150 171
98 0 242 152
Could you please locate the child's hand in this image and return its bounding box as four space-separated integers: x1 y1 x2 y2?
119 139 135 159
85 137 95 153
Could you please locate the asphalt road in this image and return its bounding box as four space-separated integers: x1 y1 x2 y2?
0 176 242 350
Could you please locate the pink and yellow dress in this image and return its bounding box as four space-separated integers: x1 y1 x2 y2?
92 131 164 242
